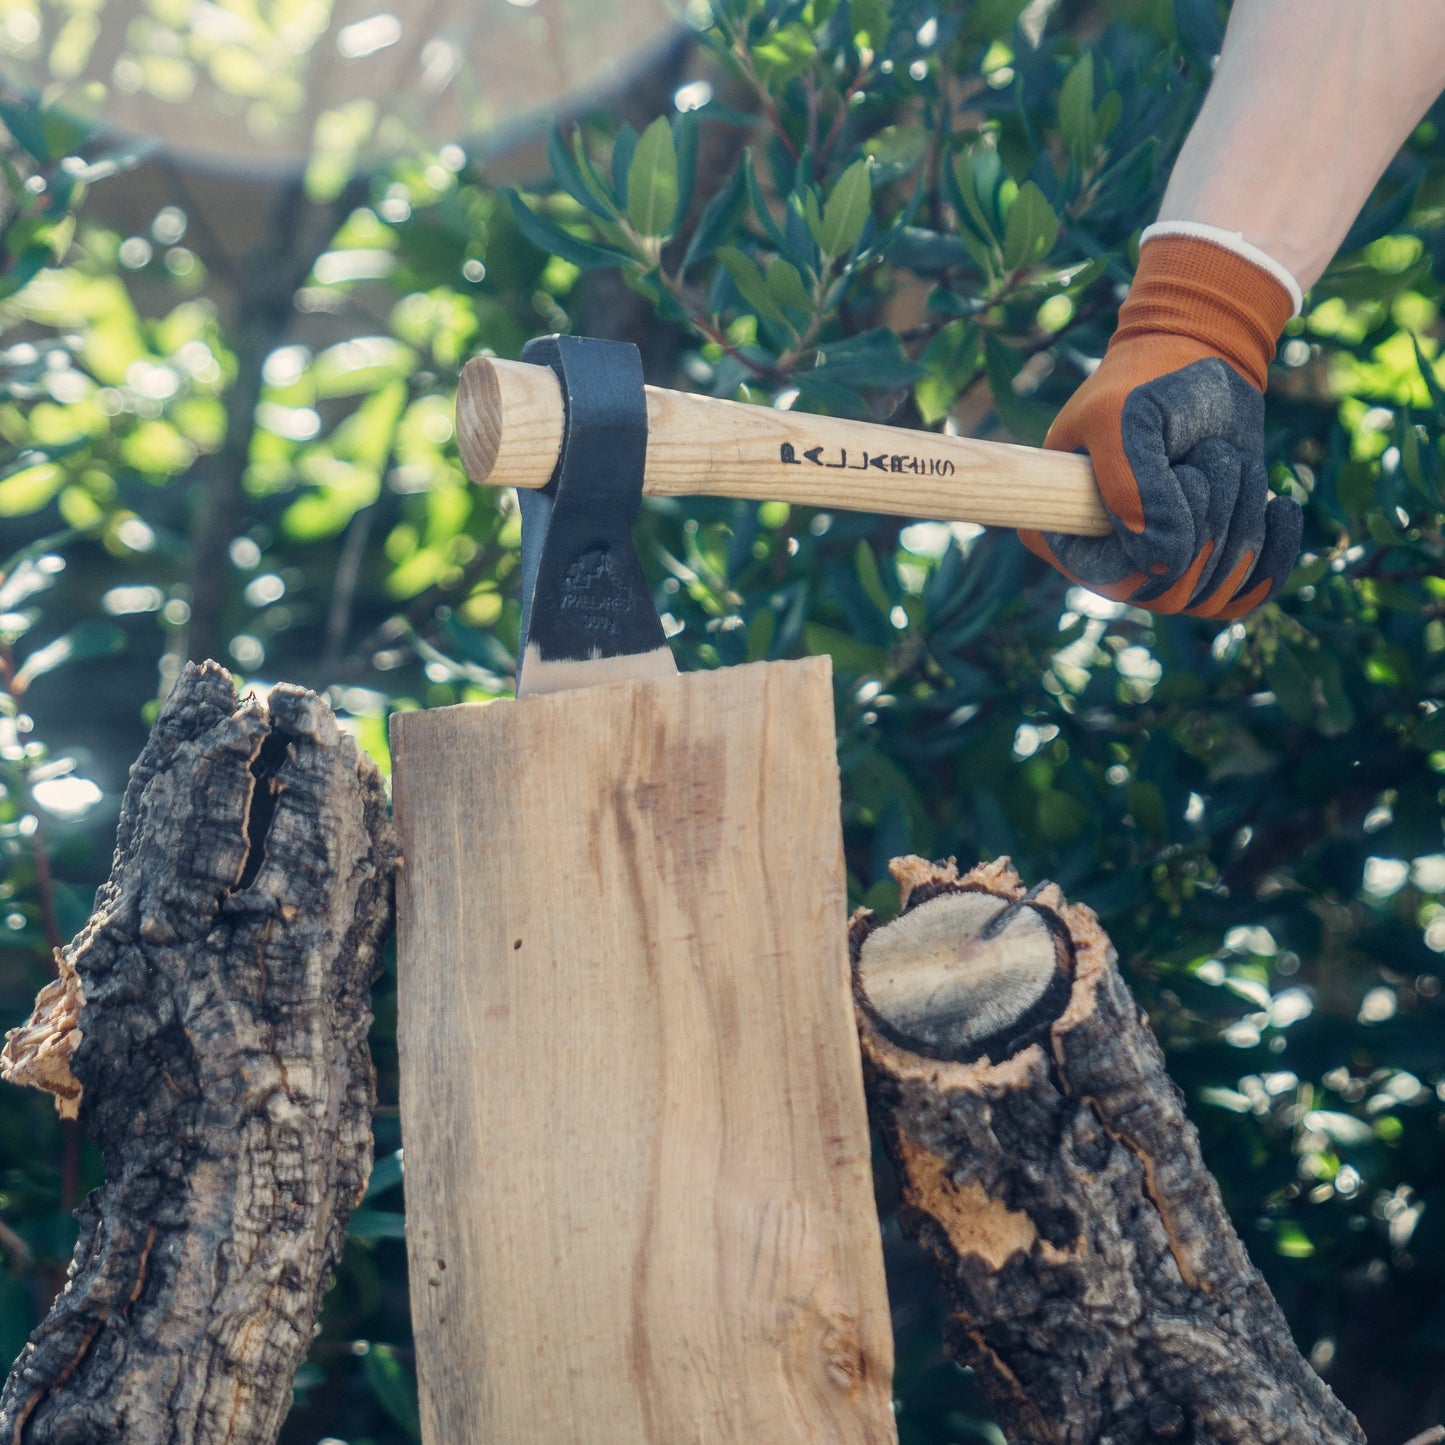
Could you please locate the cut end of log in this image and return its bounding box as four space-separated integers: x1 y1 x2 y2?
0 950 84 1120
456 355 505 483
852 856 1073 1064
456 355 563 492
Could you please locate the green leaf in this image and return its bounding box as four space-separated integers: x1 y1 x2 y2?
119 420 194 476
14 620 123 690
742 150 788 252
746 607 776 661
811 328 922 389
570 128 620 214
802 187 825 248
1059 52 1097 168
1366 510 1400 546
0 97 52 163
1264 640 1317 726
681 161 746 271
915 320 979 424
1038 789 1090 844
362 1343 422 1441
791 374 871 417
803 622 889 675
547 128 616 220
854 540 892 617
1396 416 1441 505
815 158 871 259
1274 1222 1315 1260
983 334 1053 444
1417 710 1445 752
347 1208 407 1240
1264 639 1353 735
41 110 88 164
766 256 811 312
610 122 639 206
959 0 1028 42
673 110 698 234
1310 645 1356 735
1127 781 1167 839
864 124 928 185
1410 334 1445 422
951 145 1003 250
850 0 891 45
363 1149 404 1199
1096 90 1123 146
0 463 63 517
717 246 787 323
1001 181 1060 271
500 189 633 270
751 21 816 88
626 116 680 238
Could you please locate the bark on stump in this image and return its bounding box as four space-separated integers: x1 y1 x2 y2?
851 854 1367 1445
0 661 396 1444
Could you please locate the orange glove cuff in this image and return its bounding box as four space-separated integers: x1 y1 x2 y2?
1112 234 1294 391
1024 234 1303 620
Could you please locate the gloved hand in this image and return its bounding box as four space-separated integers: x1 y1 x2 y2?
1020 233 1303 620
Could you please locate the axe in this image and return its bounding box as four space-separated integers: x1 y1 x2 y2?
389 336 1106 1444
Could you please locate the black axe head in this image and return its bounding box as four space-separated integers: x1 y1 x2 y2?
515 334 676 697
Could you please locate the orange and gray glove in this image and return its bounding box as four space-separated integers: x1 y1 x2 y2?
1020 232 1302 620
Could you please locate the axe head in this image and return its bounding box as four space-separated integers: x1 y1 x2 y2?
515 335 676 697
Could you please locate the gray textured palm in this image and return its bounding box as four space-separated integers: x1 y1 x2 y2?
1042 358 1303 610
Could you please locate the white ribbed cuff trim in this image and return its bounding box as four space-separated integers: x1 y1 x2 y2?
1140 220 1304 316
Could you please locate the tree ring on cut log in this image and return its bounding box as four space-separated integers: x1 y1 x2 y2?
851 882 1074 1063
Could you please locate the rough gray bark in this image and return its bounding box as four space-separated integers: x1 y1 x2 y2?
0 660 396 1444
851 854 1367 1445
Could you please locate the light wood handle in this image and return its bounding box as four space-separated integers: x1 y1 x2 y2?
457 354 1110 537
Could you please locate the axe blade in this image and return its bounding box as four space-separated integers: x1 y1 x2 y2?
516 335 676 697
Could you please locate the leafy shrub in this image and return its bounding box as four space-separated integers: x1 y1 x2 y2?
1 0 1443 1438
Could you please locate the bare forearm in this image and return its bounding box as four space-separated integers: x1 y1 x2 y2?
1157 0 1445 292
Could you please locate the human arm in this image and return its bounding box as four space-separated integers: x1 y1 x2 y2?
1021 2 1445 619
1158 0 1445 294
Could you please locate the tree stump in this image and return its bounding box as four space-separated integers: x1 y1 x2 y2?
851 854 1367 1445
0 661 396 1444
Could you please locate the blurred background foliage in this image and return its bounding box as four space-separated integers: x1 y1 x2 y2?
0 0 1443 1439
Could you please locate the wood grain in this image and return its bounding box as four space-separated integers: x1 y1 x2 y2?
392 658 896 1445
457 354 1110 536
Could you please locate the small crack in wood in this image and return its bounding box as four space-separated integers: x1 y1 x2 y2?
237 726 293 892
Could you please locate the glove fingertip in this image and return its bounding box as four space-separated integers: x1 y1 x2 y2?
1211 495 1305 619
1213 576 1274 621
1256 494 1305 594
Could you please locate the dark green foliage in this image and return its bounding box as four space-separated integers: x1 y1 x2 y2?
1 1 1443 1439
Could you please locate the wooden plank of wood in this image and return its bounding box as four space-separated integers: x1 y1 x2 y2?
391 657 896 1445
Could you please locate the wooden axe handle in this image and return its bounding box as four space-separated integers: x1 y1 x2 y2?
457 355 1111 537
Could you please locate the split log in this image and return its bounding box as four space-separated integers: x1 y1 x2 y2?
851 854 1366 1445
0 661 396 1444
